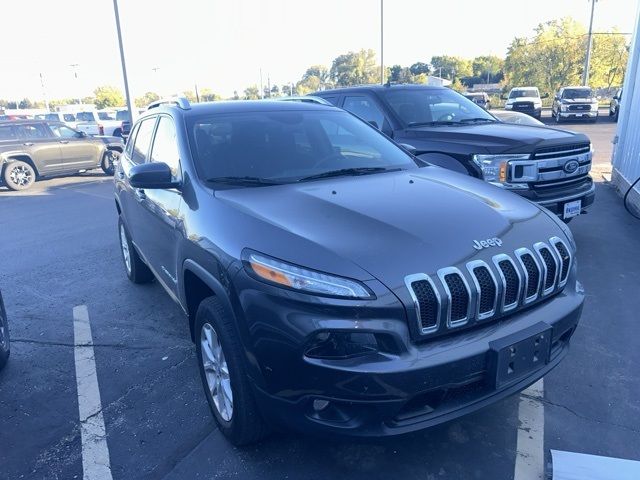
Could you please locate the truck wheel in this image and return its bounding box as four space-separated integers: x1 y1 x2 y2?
118 217 154 284
0 293 9 370
614 109 619 122
554 110 562 124
101 150 120 176
195 297 269 446
3 161 36 191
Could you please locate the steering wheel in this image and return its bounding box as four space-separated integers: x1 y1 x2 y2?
436 113 456 122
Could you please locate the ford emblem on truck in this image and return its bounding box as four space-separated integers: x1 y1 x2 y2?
473 237 503 250
564 160 580 174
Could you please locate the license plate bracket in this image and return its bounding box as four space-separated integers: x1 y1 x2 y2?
488 322 552 389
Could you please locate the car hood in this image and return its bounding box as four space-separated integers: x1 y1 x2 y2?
403 122 586 154
214 168 563 290
561 97 597 103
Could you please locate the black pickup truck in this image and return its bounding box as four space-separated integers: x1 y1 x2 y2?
312 85 594 222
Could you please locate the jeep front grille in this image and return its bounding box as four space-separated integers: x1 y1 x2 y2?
406 237 572 337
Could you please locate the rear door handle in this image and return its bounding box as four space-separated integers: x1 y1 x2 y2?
135 188 146 201
23 142 34 146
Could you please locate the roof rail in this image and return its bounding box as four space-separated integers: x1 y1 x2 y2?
147 97 191 111
278 96 333 106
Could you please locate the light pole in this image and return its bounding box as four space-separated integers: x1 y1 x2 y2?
112 0 134 118
69 63 81 104
39 73 49 111
582 0 597 86
380 0 384 84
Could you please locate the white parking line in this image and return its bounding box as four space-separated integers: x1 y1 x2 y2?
514 379 545 480
73 305 113 480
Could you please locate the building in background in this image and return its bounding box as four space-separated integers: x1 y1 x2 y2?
612 7 640 213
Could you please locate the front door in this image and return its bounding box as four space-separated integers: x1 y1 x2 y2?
49 124 101 171
134 115 183 295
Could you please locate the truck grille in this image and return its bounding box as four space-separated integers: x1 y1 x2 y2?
512 101 534 110
533 142 591 160
568 104 591 111
406 237 572 337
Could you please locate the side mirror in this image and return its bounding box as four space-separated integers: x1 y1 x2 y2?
541 93 549 99
501 94 507 100
129 162 179 189
76 131 87 138
368 120 379 129
399 143 417 155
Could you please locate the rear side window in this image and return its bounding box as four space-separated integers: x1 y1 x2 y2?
16 123 49 139
63 114 76 122
44 113 59 121
343 96 385 129
150 116 180 180
0 125 16 140
76 112 95 122
131 118 156 164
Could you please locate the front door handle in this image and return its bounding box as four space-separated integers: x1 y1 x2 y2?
59 140 69 144
135 188 146 201
23 142 34 146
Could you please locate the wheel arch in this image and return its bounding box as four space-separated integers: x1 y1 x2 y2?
417 152 478 177
1 154 40 177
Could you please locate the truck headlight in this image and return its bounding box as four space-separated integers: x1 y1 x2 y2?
560 104 569 112
472 154 531 185
590 102 599 111
243 251 374 299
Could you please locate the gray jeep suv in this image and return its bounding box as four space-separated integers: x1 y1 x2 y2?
116 98 583 445
0 119 124 191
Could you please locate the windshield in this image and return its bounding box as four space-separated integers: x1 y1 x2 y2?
116 110 130 121
98 111 116 120
44 113 59 121
382 88 495 126
187 110 418 186
509 89 538 98
562 88 593 99
76 112 95 122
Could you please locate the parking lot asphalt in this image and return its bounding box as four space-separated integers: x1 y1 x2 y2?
0 117 637 480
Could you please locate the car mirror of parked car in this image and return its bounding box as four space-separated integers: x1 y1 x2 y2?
76 131 87 138
368 120 379 129
128 162 180 190
541 93 549 99
501 94 507 100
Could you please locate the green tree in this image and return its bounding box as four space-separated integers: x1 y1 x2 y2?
590 29 629 89
330 49 379 86
472 55 504 83
134 91 160 108
93 86 125 109
430 56 472 79
244 85 260 100
18 98 34 109
200 88 220 102
409 62 430 76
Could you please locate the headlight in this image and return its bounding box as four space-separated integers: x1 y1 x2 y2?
590 103 598 111
472 154 531 185
560 104 569 112
244 251 374 299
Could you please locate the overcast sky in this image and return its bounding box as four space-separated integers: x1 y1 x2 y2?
0 0 637 102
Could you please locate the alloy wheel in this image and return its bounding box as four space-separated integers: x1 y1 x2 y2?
119 224 131 274
9 165 33 187
200 322 233 422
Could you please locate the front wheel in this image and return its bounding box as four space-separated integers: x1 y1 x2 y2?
554 110 562 124
118 217 154 284
101 150 120 176
0 292 9 370
3 161 36 191
195 297 269 445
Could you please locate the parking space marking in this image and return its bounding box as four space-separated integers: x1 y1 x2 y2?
514 379 545 480
73 305 113 480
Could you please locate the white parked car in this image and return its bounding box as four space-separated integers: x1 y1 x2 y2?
75 110 124 137
503 87 546 119
35 112 78 128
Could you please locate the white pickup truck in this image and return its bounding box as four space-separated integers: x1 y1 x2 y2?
75 110 124 137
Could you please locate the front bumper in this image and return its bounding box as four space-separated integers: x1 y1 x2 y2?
233 268 583 437
559 110 598 119
515 177 596 217
507 106 541 117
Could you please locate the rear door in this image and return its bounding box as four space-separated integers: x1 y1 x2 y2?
134 115 183 292
14 123 63 175
49 123 101 171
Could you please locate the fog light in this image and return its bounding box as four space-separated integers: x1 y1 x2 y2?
305 332 379 359
313 399 330 411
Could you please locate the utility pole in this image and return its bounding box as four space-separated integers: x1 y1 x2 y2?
69 64 81 104
582 0 597 86
112 0 134 119
260 68 264 99
380 0 384 84
39 73 49 111
195 83 200 103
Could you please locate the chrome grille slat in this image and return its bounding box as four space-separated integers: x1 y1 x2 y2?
405 237 571 337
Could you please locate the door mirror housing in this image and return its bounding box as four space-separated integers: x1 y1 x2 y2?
129 162 179 189
399 143 417 155
540 93 549 99
76 130 87 138
368 120 379 129
501 94 508 100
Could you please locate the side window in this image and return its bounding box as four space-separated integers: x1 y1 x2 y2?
0 125 17 140
320 96 338 106
50 124 78 138
124 123 140 157
150 116 181 180
131 118 156 164
63 114 76 122
16 123 49 139
342 96 385 129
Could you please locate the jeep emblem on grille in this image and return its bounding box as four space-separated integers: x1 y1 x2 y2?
473 237 503 250
563 160 579 174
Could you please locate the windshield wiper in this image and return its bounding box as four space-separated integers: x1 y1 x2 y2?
298 167 401 182
460 117 497 123
407 121 458 127
205 176 282 186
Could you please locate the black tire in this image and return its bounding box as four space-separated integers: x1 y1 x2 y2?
195 297 269 446
118 217 154 284
113 128 122 138
101 150 120 176
0 292 9 370
3 160 36 191
554 110 562 124
614 109 619 122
